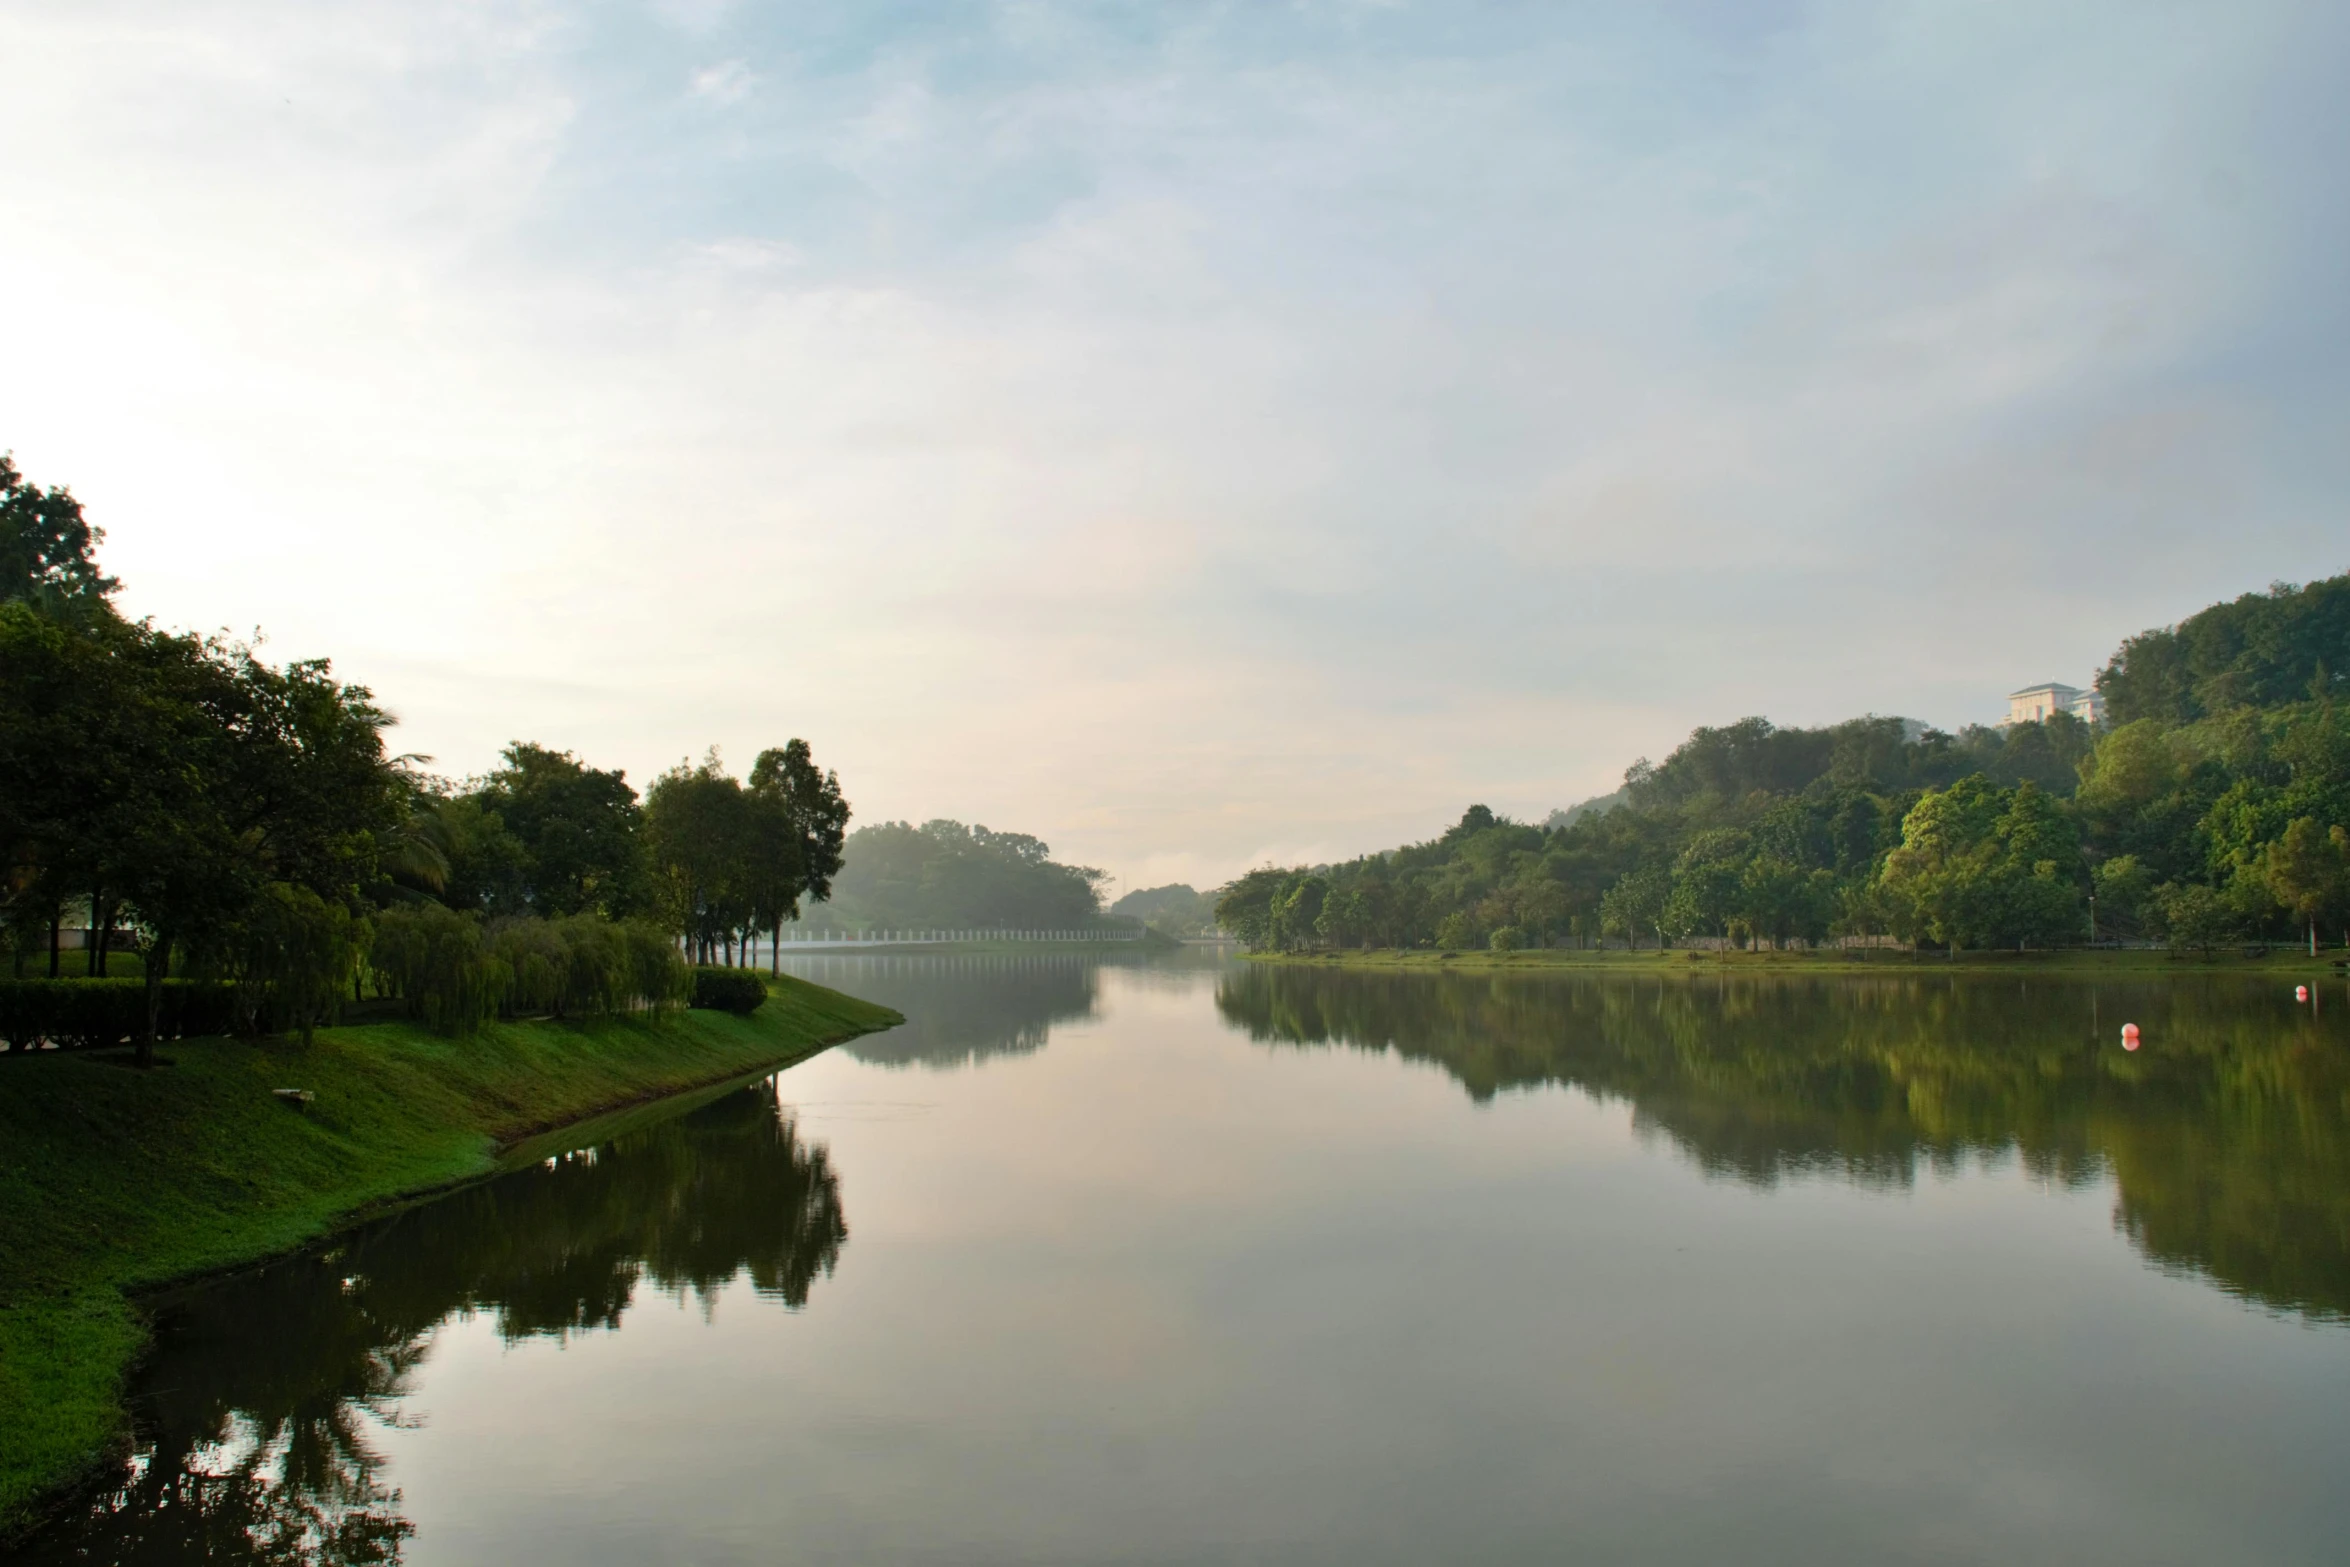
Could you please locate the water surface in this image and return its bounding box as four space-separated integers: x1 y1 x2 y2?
29 956 2350 1565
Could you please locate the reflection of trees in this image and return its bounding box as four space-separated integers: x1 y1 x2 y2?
780 953 1103 1068
28 1084 843 1565
1218 967 2350 1320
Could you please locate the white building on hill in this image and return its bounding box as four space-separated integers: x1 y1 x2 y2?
2007 682 2106 727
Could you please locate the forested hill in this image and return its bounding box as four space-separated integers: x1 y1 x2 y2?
1218 570 2350 955
2102 573 2350 724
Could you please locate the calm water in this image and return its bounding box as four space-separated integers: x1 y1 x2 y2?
28 954 2350 1565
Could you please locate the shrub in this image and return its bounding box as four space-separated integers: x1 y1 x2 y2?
621 921 693 1015
231 882 372 1044
371 903 505 1035
372 907 690 1033
0 979 236 1051
690 966 767 1014
1488 926 1525 952
488 918 569 1017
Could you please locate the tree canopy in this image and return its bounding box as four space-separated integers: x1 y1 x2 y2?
0 452 855 1047
1216 570 2350 956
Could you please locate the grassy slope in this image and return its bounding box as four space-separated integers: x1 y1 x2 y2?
1255 946 2349 976
0 974 898 1536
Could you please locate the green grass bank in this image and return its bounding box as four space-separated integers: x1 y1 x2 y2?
1252 945 2350 978
0 974 899 1538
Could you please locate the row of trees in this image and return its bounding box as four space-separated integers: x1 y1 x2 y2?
405 738 850 967
0 452 851 1054
1217 575 2350 955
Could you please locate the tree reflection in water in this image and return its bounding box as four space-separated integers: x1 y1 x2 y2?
1217 967 2350 1322
27 1081 842 1565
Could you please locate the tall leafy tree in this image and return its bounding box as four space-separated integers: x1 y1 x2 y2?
645 755 754 964
472 743 646 917
747 741 849 973
1 452 118 615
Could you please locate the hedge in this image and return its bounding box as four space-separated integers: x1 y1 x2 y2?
0 980 238 1052
689 967 767 1014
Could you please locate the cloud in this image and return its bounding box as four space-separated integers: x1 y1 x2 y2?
2 0 2344 886
690 58 754 105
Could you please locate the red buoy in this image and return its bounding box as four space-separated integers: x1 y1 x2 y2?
2297 985 2310 1003
2121 1022 2141 1052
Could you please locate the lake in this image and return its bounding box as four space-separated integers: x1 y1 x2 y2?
26 953 2350 1565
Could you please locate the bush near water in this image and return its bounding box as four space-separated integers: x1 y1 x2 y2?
690 966 769 1014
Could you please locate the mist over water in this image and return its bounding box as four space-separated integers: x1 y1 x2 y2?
27 954 2350 1565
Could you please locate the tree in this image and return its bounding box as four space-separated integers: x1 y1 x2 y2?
1600 865 1669 948
1662 829 1751 944
645 755 753 964
471 743 646 917
748 741 849 973
1215 869 1293 951
2263 817 2350 954
1879 777 2084 951
233 883 370 1044
1 452 117 614
2156 882 2238 955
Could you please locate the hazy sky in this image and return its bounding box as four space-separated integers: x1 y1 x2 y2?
5 2 2345 891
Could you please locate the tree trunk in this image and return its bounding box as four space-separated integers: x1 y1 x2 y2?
772 920 782 976
139 934 169 1071
48 911 61 977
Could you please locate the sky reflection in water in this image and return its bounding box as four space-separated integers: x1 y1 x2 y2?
27 955 2350 1566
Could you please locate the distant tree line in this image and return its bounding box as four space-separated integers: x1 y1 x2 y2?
1108 883 1219 937
0 452 848 1056
1219 573 2350 956
819 819 1107 932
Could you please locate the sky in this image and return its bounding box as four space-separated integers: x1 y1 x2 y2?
4 1 2346 893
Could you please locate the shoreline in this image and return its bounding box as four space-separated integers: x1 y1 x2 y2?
0 974 900 1541
1246 946 2349 978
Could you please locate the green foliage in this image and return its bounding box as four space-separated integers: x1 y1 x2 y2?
2092 854 2159 936
2154 882 2239 955
2100 573 2350 724
1878 779 2084 950
462 743 648 918
370 906 688 1033
824 818 1105 932
1 452 116 615
690 966 768 1013
370 903 502 1035
229 883 371 1044
0 980 236 1050
1222 583 2350 957
2261 817 2349 943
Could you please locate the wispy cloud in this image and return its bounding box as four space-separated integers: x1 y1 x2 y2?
690 58 754 105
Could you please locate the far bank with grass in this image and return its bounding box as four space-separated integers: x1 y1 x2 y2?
0 973 898 1540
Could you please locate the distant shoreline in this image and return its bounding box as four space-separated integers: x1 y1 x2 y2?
1246 946 2348 978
